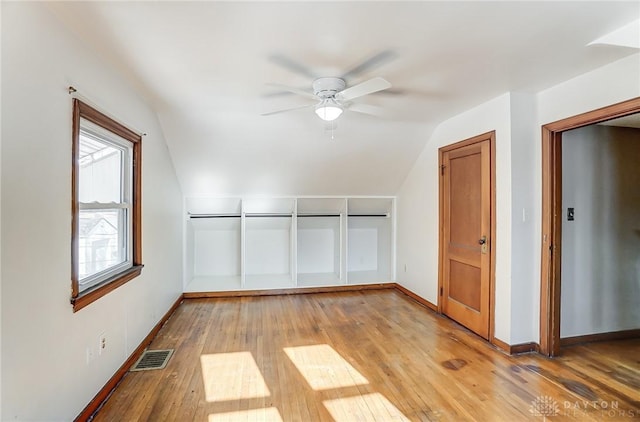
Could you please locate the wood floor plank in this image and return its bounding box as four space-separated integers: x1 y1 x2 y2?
93 290 640 421
558 339 640 401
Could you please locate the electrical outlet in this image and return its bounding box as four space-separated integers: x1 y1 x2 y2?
98 332 107 355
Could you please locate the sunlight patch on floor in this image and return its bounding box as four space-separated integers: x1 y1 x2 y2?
283 344 369 391
323 392 410 421
200 352 270 402
208 407 283 422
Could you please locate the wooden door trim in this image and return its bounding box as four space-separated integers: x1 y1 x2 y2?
539 97 640 357
438 131 496 343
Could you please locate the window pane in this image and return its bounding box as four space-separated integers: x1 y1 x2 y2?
78 209 127 284
79 132 123 203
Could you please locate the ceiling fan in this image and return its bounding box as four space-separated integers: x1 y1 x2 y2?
262 51 395 122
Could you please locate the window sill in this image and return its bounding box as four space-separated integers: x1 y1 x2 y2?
71 265 144 312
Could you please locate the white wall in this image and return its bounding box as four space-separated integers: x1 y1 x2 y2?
1 3 183 421
192 219 241 276
396 53 640 346
0 2 3 416
508 93 539 344
184 216 195 286
297 222 339 275
347 217 392 278
348 228 379 272
396 93 514 343
194 229 241 276
245 218 291 275
561 125 640 337
537 54 640 127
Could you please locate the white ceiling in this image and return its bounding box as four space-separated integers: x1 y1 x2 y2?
46 1 639 197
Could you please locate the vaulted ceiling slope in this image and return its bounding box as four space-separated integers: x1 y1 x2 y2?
47 2 639 197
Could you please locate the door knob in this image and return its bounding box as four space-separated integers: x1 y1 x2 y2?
478 237 486 245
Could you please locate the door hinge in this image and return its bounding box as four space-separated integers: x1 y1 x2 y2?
440 287 443 296
440 164 446 175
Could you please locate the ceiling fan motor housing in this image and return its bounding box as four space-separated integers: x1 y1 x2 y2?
313 77 346 99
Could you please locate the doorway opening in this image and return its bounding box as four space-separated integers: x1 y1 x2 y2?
540 97 640 357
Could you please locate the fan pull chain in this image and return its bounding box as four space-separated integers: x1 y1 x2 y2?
326 118 336 141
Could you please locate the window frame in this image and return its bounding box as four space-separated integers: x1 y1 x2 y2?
77 122 132 290
71 99 143 312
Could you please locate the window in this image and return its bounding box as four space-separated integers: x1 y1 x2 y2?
71 99 142 311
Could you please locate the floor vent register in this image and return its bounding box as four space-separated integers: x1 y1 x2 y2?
130 349 174 371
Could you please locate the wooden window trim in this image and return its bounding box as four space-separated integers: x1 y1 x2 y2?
71 99 143 312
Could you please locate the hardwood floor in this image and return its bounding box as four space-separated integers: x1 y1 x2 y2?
93 290 640 421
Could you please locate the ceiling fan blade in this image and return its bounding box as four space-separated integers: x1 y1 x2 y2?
341 50 397 81
347 103 386 117
336 77 392 101
261 103 315 116
370 87 405 96
268 54 318 79
266 83 317 100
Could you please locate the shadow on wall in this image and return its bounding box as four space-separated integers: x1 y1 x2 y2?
609 128 640 329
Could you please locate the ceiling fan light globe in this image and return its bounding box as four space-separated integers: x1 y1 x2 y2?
315 104 343 121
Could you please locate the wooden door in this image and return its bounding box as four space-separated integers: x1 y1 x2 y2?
440 136 492 339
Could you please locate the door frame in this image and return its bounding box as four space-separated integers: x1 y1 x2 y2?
438 131 496 343
539 97 640 357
